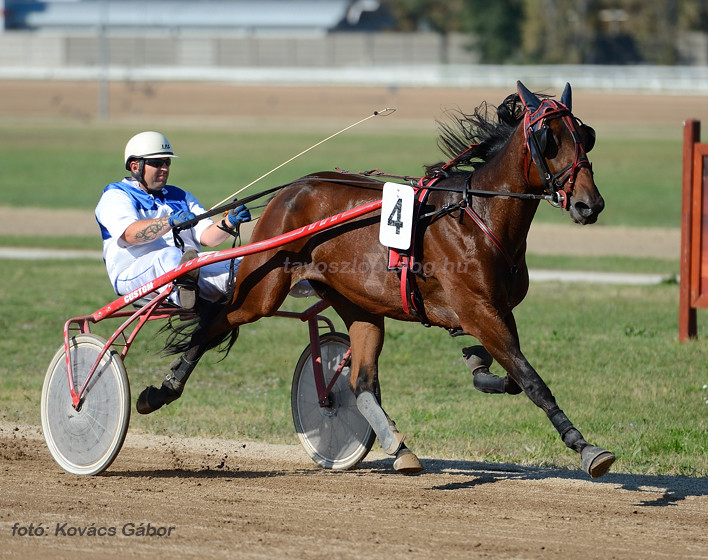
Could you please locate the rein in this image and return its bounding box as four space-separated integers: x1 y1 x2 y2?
174 94 589 300
172 183 287 235
171 182 291 251
355 169 554 203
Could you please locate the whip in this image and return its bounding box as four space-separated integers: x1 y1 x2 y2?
210 108 396 210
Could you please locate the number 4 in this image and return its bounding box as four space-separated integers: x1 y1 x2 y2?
387 198 404 234
379 182 413 250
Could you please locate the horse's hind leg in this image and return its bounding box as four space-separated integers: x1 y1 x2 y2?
136 297 244 415
331 303 423 474
136 329 212 415
136 258 292 415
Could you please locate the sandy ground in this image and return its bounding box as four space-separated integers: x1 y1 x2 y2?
2 80 708 126
2 422 707 560
1 81 703 559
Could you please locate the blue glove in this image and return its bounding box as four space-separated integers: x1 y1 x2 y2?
168 210 196 228
227 205 251 227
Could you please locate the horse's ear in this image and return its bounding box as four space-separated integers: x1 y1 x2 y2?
560 83 572 111
517 81 540 112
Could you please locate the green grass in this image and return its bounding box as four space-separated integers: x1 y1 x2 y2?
0 122 684 229
0 125 435 211
0 236 100 250
588 136 683 228
525 253 679 276
1 258 706 477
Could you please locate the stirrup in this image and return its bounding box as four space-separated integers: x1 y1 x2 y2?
289 280 317 298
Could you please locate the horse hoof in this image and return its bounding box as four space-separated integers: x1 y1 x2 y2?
136 383 181 415
581 445 615 479
136 386 165 415
393 448 424 474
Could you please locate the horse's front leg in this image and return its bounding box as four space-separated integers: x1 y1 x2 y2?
463 312 523 395
471 311 615 478
345 316 423 474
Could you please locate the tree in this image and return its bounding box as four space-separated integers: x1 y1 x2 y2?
382 0 465 63
383 0 465 34
521 0 598 64
384 0 708 64
461 0 524 63
678 0 708 31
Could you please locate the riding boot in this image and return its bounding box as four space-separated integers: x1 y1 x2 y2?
136 355 197 414
174 249 200 310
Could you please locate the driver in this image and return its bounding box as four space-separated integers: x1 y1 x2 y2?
95 131 252 415
95 131 251 311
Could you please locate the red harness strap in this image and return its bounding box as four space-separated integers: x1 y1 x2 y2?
463 205 516 271
386 179 436 323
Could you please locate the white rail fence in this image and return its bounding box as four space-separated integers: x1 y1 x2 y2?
1 31 707 93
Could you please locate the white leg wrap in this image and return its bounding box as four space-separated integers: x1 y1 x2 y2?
356 391 404 455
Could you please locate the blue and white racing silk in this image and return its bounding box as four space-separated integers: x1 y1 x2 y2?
95 178 213 293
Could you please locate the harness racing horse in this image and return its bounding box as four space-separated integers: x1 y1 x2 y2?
140 81 615 478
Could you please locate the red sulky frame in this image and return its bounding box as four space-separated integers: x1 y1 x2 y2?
62 198 383 409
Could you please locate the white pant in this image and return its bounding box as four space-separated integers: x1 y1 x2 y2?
114 246 241 305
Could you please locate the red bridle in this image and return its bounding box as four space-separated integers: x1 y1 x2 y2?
523 99 593 210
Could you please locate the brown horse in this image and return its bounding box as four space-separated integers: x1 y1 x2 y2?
140 81 614 478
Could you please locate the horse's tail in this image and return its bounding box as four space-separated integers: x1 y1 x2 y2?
160 302 240 360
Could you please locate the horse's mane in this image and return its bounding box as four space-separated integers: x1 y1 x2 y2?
425 92 549 176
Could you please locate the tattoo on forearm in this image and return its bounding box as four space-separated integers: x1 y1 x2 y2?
135 217 169 243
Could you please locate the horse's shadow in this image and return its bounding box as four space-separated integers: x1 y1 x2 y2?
104 454 707 508
359 456 708 508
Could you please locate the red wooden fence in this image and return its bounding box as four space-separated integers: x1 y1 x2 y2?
679 119 708 340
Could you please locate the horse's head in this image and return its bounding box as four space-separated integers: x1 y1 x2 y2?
517 81 604 225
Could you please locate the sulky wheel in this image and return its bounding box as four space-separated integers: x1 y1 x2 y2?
291 332 375 470
41 334 130 476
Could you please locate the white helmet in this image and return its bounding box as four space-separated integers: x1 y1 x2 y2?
124 131 179 170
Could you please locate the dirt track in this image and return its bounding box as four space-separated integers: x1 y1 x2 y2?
1 82 705 559
3 79 708 126
2 423 707 560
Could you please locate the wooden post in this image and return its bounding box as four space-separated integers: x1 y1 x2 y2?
679 120 699 341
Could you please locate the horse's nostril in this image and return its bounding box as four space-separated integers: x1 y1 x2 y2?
577 196 605 218
575 201 592 217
